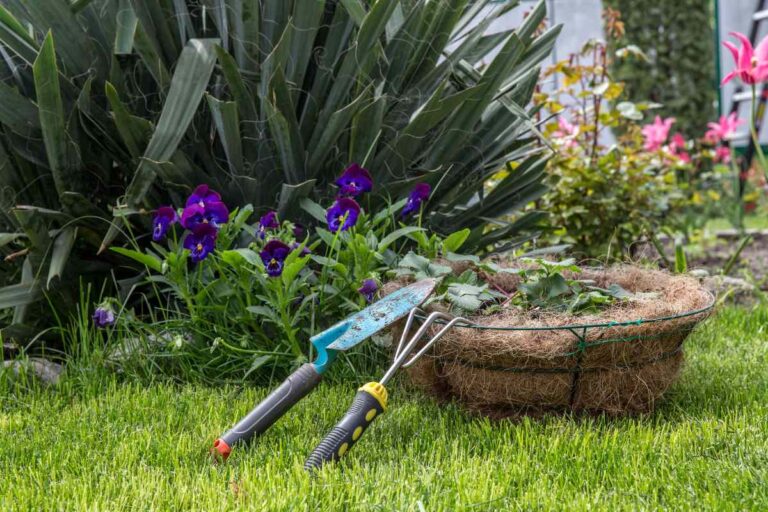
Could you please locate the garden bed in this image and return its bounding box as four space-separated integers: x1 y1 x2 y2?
403 265 713 417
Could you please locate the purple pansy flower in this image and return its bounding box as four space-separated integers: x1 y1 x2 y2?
293 223 305 240
258 210 279 239
180 201 230 230
401 183 431 217
260 240 291 277
92 305 115 329
186 184 222 208
326 197 361 233
183 224 218 263
335 164 373 197
152 206 178 242
358 279 378 303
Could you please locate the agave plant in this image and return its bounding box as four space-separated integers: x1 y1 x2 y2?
0 0 559 337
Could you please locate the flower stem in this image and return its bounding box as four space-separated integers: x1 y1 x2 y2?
750 85 768 179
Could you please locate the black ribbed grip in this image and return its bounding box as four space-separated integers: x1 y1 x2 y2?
219 363 322 449
304 388 385 471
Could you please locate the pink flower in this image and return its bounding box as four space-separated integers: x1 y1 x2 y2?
722 32 768 85
704 113 744 144
669 133 691 164
714 146 732 164
642 116 676 151
553 117 579 148
555 117 577 137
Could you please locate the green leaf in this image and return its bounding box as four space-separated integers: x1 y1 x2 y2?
33 32 81 197
0 5 39 65
674 240 688 274
282 255 310 287
278 180 316 219
110 247 163 273
0 233 24 248
0 281 42 310
220 248 262 267
442 229 471 253
114 0 138 55
378 226 425 252
206 94 243 173
47 227 77 288
13 257 34 324
105 82 152 158
300 198 328 224
0 82 40 136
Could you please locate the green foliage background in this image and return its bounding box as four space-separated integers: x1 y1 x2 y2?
604 0 717 136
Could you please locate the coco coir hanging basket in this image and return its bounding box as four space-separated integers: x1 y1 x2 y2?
392 265 714 417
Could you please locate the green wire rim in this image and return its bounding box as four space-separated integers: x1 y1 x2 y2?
419 292 715 332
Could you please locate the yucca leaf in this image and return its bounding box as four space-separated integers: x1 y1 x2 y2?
0 5 39 66
33 32 81 197
172 0 197 46
308 88 370 173
0 280 42 310
130 0 179 65
0 233 24 247
261 0 291 56
350 86 386 165
105 82 153 158
214 45 258 124
286 0 325 98
114 0 138 55
206 94 243 174
12 256 33 323
102 38 219 250
47 227 77 288
278 180 317 219
133 20 171 88
227 0 259 73
24 0 97 76
0 82 40 136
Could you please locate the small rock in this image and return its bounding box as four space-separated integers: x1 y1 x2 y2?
703 275 757 303
2 358 63 385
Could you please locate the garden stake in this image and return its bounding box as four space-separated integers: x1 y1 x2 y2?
212 279 438 461
304 308 469 470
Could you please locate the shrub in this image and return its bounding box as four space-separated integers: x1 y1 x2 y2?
601 1 716 136
0 1 559 339
534 37 738 258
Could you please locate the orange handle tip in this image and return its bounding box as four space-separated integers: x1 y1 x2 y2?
212 438 231 461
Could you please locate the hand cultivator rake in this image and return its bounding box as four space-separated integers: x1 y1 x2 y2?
303 308 470 470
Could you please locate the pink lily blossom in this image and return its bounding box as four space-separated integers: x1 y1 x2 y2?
722 32 768 85
669 133 691 164
704 113 744 144
553 117 579 148
642 116 676 151
714 145 732 164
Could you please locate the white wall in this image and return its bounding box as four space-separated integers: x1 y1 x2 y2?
476 0 605 91
717 0 767 143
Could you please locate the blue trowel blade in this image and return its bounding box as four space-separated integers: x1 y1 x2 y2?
311 279 438 352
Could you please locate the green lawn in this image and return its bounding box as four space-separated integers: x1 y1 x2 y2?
1 306 767 511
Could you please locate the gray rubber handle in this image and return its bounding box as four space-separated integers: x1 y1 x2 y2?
215 363 322 456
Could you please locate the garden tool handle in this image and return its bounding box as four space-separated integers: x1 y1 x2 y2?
304 382 388 471
213 363 322 460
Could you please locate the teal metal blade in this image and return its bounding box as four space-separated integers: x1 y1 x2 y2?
309 279 437 373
